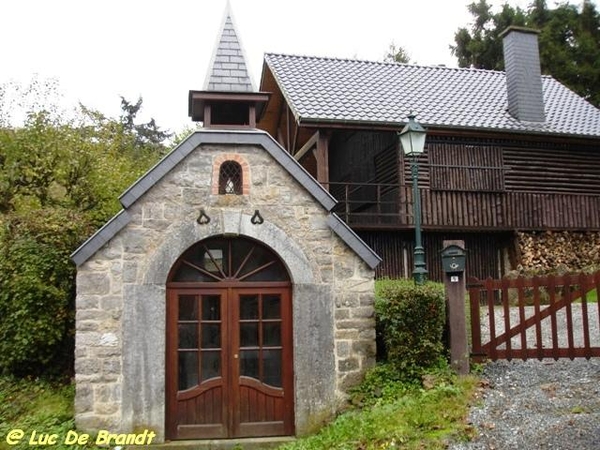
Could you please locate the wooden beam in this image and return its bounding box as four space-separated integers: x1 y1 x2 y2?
314 132 329 186
294 131 319 161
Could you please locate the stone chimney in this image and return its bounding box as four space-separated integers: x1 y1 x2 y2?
501 26 546 122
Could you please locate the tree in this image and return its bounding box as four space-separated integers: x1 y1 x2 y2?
451 0 600 107
0 82 171 377
384 43 412 64
119 96 172 156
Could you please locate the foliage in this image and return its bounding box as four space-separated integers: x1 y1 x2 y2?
0 79 170 377
118 96 173 156
452 0 600 107
375 279 447 380
0 376 100 450
383 43 412 64
0 209 94 377
281 363 478 450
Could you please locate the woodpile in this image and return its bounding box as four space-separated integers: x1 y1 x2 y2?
516 231 600 273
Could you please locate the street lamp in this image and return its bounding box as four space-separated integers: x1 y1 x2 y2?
398 114 428 284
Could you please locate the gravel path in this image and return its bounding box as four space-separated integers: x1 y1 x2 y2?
449 359 600 449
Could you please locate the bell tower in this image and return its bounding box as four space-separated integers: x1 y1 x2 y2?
188 4 269 128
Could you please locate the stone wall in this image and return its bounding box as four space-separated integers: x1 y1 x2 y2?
74 141 375 440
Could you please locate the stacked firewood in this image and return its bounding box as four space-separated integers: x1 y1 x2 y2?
517 231 600 273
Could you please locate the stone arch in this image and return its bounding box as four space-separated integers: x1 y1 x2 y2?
142 211 315 286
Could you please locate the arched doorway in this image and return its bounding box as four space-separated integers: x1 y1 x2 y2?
165 236 294 440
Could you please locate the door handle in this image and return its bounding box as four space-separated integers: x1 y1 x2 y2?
233 353 239 359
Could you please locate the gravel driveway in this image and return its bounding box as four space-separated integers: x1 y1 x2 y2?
450 300 600 450
449 298 600 450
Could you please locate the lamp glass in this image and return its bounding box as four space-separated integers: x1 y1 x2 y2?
398 116 426 155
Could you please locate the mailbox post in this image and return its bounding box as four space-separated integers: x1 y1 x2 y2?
441 240 469 374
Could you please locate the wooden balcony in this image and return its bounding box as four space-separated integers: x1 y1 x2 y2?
325 182 600 231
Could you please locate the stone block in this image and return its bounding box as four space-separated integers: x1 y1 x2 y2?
77 296 100 310
96 402 119 415
351 306 374 319
75 357 102 375
352 340 377 359
336 340 351 358
100 296 122 312
78 273 110 295
334 308 350 320
338 357 359 372
75 384 93 413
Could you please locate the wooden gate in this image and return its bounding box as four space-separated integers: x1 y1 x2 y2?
468 271 600 361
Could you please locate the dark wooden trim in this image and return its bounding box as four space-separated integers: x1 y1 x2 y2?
295 131 319 161
314 132 329 185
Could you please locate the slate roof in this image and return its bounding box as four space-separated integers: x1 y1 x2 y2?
263 53 600 138
71 129 381 269
203 5 254 92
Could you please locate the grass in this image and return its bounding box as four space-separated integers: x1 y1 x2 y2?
280 366 480 450
0 377 97 450
0 366 481 450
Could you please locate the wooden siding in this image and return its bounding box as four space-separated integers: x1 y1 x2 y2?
358 231 511 281
324 135 600 231
429 144 504 192
504 145 600 194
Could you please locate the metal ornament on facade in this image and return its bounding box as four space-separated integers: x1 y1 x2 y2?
197 209 211 225
251 209 264 225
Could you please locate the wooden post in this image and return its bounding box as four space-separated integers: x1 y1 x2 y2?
443 240 469 375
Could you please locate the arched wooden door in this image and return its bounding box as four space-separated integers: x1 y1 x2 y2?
165 236 294 440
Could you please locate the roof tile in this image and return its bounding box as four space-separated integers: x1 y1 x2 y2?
264 53 600 137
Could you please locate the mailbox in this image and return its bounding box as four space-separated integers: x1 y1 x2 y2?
441 244 466 273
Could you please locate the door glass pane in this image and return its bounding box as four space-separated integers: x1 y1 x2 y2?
263 323 281 346
202 295 220 320
201 351 221 381
178 295 198 320
240 323 259 347
240 295 259 320
240 350 259 379
178 324 198 349
178 351 198 390
263 295 281 319
201 324 221 348
262 349 282 387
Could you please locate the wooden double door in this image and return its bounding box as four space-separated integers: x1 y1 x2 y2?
166 286 294 440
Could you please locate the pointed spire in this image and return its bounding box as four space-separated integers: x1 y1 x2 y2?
203 3 255 92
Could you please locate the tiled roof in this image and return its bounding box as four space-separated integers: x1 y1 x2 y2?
263 53 600 138
203 6 254 92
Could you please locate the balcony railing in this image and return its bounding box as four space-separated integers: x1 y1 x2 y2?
324 182 600 230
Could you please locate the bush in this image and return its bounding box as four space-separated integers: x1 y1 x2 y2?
0 208 94 377
375 279 446 380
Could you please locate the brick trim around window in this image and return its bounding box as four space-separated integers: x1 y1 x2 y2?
212 154 250 195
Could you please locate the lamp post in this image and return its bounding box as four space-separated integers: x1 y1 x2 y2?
398 114 428 284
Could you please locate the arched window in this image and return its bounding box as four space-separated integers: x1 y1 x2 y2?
218 161 242 195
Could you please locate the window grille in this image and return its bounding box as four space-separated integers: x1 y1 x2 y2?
218 161 243 195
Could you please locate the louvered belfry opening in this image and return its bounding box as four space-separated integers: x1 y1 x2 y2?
218 161 243 195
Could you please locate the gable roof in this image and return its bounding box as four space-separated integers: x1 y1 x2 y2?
263 53 600 138
71 129 381 269
203 4 255 92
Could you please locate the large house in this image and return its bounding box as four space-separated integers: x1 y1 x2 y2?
71 5 600 444
257 26 600 281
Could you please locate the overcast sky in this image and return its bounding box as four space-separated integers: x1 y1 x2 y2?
0 0 580 133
